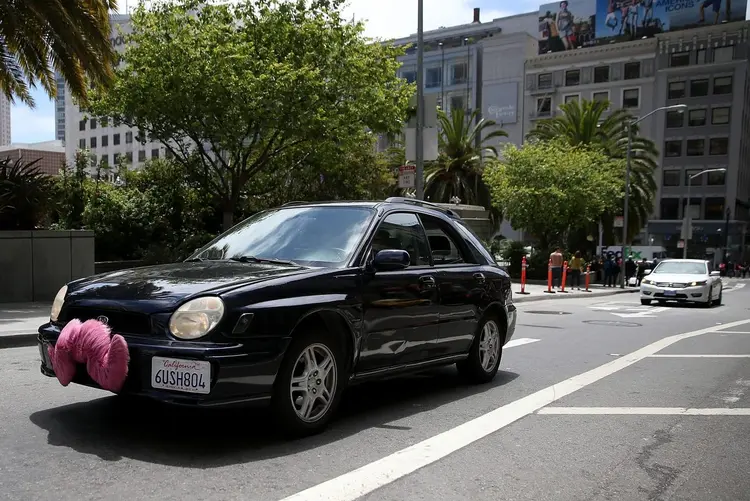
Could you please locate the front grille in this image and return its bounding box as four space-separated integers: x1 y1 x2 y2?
61 307 151 335
656 282 687 288
654 292 688 299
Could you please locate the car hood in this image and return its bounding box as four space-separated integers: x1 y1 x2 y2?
646 273 708 284
65 261 310 311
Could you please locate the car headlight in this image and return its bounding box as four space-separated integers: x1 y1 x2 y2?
169 296 225 340
690 280 707 286
50 285 68 322
642 279 652 285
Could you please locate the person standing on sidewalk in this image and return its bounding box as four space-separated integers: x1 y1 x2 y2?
603 256 615 287
550 247 564 289
625 255 636 286
636 257 648 286
569 251 584 290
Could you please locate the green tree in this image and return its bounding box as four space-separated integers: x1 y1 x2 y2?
51 151 90 229
0 0 117 107
425 108 507 225
484 139 623 250
526 98 659 241
88 0 412 230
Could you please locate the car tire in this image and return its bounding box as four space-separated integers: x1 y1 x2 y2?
712 289 722 306
457 314 504 384
640 299 652 306
271 329 345 437
702 286 713 308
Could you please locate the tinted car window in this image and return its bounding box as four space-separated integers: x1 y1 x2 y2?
454 219 495 265
194 206 374 267
371 212 430 266
419 214 467 265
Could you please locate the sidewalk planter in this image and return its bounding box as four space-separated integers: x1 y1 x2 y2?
0 230 95 303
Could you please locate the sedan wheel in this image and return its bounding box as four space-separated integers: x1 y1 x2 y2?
712 289 722 306
702 286 713 308
457 315 504 384
272 331 344 436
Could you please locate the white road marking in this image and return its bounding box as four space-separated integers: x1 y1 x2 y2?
648 354 750 358
724 283 746 293
537 407 750 416
714 331 750 334
504 338 540 349
277 318 750 501
589 301 670 318
612 307 669 318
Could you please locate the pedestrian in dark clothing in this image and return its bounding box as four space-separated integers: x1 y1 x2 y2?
625 255 636 286
604 257 615 287
636 258 648 285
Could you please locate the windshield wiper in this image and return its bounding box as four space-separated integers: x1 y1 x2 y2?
229 256 299 266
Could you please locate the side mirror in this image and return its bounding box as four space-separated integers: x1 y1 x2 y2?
643 269 652 276
372 249 410 272
710 271 720 277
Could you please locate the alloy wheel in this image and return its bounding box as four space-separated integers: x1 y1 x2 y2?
478 320 501 372
289 343 338 423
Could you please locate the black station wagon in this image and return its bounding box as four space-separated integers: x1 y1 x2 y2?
38 198 517 435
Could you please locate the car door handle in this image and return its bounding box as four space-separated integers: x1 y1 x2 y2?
419 276 436 288
473 273 486 283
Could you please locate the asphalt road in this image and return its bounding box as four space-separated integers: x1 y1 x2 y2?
1 279 748 501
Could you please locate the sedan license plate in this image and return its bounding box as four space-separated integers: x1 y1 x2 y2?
664 290 677 296
151 357 210 394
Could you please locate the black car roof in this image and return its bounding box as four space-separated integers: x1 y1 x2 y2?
280 197 462 219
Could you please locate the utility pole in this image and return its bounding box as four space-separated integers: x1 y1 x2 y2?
415 0 424 200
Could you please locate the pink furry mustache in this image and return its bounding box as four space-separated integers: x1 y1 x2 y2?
47 319 130 393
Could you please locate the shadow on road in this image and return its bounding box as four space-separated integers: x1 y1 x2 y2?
29 367 519 467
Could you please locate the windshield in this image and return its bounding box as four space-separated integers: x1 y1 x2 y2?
653 261 707 275
192 206 375 268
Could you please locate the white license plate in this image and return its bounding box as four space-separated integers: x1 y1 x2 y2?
664 290 677 296
151 357 211 394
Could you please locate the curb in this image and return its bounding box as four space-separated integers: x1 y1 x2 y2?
0 333 39 350
514 288 639 303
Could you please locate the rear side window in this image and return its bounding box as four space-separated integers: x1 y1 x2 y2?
454 220 495 265
419 214 468 265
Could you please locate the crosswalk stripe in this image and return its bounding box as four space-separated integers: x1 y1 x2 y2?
505 337 540 348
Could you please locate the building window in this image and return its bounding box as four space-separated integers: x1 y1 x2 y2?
165 149 174 159
90 137 97 149
113 153 121 165
664 140 682 157
101 135 108 147
709 137 729 155
79 120 86 131
660 198 680 219
125 151 133 163
688 109 706 126
682 198 701 219
686 169 704 186
125 131 133 144
426 67 441 88
711 107 730 125
704 198 725 220
713 76 732 94
592 91 609 103
151 148 160 159
565 69 580 86
663 170 680 186
113 133 120 145
666 111 684 128
707 169 726 185
101 117 109 127
564 94 579 104
450 95 465 112
713 46 734 63
536 97 552 115
690 79 709 97
402 70 416 83
593 66 609 83
78 138 86 149
696 49 706 64
90 119 97 130
686 139 705 156
100 154 109 167
138 150 146 162
669 52 690 67
623 62 640 79
622 88 640 108
667 81 686 99
538 73 552 89
451 63 467 85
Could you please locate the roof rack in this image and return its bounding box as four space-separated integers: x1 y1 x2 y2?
384 197 459 218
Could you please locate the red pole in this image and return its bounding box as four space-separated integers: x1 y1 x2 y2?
584 264 592 292
544 258 555 293
560 260 569 293
519 256 530 294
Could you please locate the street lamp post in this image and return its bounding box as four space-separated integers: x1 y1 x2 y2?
415 0 425 200
682 167 727 259
621 104 687 288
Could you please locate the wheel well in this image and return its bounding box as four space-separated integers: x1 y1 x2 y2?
291 310 355 372
484 303 508 333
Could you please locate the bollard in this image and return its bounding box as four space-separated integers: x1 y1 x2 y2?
544 259 555 293
559 260 569 293
583 264 592 292
518 256 530 294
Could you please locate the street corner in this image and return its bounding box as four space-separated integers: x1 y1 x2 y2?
0 303 49 349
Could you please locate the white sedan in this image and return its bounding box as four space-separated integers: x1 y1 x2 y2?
640 259 723 307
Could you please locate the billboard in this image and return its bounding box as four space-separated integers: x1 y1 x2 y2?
538 0 748 53
484 82 518 124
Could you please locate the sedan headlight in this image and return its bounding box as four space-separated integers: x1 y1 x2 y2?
50 285 68 322
169 296 225 340
642 279 653 285
690 280 707 286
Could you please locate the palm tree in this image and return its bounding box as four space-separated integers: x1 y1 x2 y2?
527 98 659 241
0 0 117 107
424 108 507 216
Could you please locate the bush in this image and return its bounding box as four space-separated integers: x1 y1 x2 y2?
498 240 528 277
0 156 52 230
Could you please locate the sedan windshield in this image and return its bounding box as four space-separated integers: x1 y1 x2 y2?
653 261 707 275
192 206 375 267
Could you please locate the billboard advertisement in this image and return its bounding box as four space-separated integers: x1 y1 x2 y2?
538 0 748 53
484 82 518 124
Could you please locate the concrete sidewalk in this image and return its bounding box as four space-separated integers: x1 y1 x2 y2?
0 283 639 349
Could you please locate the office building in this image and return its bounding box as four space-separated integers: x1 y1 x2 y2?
54 72 66 144
0 94 10 146
0 140 66 175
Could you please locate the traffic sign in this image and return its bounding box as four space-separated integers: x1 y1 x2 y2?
398 165 416 189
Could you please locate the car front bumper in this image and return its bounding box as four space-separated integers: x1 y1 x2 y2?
38 323 290 407
639 282 711 303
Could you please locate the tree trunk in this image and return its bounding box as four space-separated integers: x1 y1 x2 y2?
222 210 234 232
